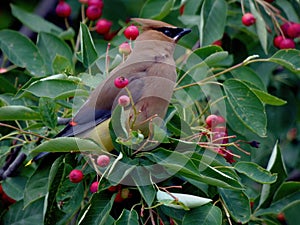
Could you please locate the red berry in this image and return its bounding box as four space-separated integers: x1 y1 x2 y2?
124 25 139 40
69 169 84 183
104 31 117 41
277 213 285 222
212 40 222 47
88 0 104 9
119 42 131 55
90 181 99 193
242 13 256 26
179 4 185 15
86 5 102 21
273 35 284 48
114 76 129 88
280 22 294 37
279 38 295 49
96 155 110 167
0 184 16 205
96 19 112 34
287 23 300 38
114 191 125 203
56 1 72 18
108 185 119 192
79 0 89 4
205 114 225 128
264 0 274 2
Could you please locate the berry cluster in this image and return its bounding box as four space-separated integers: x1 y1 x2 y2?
202 114 260 164
239 1 299 50
273 22 300 49
68 154 110 193
55 0 140 52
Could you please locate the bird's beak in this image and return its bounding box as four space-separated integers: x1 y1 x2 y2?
174 28 191 42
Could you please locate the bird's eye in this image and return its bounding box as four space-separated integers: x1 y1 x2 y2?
163 29 172 36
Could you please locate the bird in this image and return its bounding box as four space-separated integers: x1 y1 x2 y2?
31 18 191 162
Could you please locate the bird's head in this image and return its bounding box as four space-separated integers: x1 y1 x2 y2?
131 18 191 43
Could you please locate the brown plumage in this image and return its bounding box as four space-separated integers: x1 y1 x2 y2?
34 18 191 160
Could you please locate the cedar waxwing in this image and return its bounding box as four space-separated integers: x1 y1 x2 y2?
32 18 191 162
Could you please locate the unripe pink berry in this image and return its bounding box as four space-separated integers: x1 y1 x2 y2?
97 155 110 167
119 42 131 55
279 38 295 49
273 36 284 49
242 13 256 26
205 114 225 128
96 19 112 34
114 76 129 88
56 1 72 18
118 95 130 107
287 23 300 38
124 25 139 40
90 181 99 193
0 68 8 73
69 169 84 183
86 5 102 21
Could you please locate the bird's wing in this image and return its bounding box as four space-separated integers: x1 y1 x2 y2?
55 71 147 138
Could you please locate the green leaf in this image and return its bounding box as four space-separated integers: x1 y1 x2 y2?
52 55 73 74
258 142 287 208
0 30 46 76
252 89 287 106
0 105 41 120
231 66 266 91
30 137 103 155
250 1 268 54
11 4 63 34
114 209 139 225
24 161 51 208
80 23 98 68
24 79 79 99
268 49 300 75
2 198 44 225
139 0 175 20
224 79 267 137
204 51 229 67
39 97 57 129
147 148 242 189
44 156 66 225
193 45 223 60
78 192 114 225
37 32 73 74
2 176 27 201
131 167 156 207
273 182 300 202
219 188 251 224
255 191 300 216
182 204 222 225
157 190 212 209
199 0 227 46
235 162 277 184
